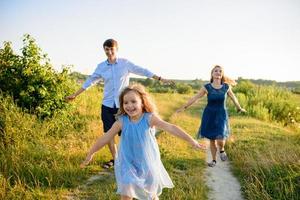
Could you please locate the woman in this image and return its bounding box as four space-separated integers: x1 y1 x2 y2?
177 65 246 167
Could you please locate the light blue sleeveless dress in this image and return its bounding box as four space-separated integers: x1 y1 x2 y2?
197 83 230 140
115 113 174 199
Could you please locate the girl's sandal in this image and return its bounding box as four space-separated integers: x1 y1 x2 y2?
102 159 114 169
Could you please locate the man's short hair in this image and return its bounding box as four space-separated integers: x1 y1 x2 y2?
103 39 118 48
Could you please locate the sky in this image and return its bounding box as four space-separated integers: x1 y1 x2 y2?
1 0 300 82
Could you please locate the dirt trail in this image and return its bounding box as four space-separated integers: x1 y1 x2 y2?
205 143 244 200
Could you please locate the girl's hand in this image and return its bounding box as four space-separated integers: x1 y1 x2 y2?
175 107 185 113
238 108 247 113
80 154 93 168
191 139 206 150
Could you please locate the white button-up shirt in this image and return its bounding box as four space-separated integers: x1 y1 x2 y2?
82 58 154 108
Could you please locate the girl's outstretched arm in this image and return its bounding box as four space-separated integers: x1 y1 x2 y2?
227 87 246 113
150 114 206 150
176 87 207 113
80 120 122 168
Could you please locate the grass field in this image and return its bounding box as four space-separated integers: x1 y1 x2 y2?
1 87 299 199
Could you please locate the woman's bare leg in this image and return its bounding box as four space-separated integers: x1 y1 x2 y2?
210 139 217 161
217 139 226 152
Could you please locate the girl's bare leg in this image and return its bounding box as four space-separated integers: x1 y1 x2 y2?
121 195 132 200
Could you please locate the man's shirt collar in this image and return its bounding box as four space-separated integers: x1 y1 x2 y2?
105 58 119 65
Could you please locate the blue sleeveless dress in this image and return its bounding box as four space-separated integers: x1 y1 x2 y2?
197 83 230 140
115 113 174 199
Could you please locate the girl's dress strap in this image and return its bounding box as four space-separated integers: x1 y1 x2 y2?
117 114 127 125
143 112 153 126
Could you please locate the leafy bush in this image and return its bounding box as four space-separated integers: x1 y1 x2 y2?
230 80 300 126
0 34 75 118
176 83 193 94
149 86 175 93
0 93 89 198
133 78 193 94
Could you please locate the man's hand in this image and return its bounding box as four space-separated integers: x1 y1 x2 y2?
161 78 175 85
65 94 76 102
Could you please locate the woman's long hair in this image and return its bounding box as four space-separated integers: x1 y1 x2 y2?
210 65 237 86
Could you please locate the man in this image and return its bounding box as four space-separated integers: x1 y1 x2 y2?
66 39 172 168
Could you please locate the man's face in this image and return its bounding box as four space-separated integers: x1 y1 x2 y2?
104 46 118 60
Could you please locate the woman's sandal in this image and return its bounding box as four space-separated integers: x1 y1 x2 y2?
208 160 217 167
220 151 228 161
102 159 114 169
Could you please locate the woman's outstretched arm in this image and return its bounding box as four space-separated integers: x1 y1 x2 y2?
176 87 207 113
227 87 246 113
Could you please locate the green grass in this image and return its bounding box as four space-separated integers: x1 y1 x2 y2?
227 117 300 200
1 86 299 199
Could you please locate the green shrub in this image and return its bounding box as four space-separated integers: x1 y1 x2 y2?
0 34 76 118
231 80 300 126
149 86 175 93
176 83 193 94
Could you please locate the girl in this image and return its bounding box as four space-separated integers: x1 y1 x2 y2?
177 65 246 167
80 84 206 200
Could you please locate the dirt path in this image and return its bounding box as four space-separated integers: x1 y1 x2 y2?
64 171 115 200
204 143 244 200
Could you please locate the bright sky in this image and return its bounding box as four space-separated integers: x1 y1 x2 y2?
1 0 299 81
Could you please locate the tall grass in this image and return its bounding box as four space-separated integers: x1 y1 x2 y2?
227 118 300 200
229 81 300 126
152 93 209 199
0 89 99 199
1 83 299 199
0 88 208 199
178 82 300 199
